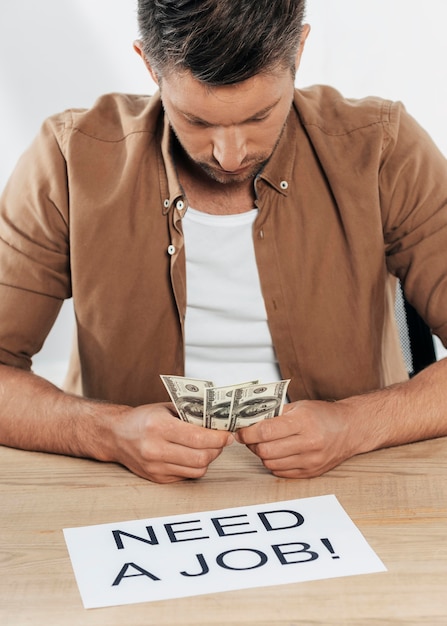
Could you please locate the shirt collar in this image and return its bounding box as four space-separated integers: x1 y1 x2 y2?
159 97 186 216
257 104 298 197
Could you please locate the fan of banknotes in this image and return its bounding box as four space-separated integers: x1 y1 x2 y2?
160 375 290 432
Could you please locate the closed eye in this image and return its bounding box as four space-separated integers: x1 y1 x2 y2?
186 112 271 128
248 113 271 123
180 99 279 128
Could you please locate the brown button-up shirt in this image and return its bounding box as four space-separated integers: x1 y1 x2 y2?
0 86 446 405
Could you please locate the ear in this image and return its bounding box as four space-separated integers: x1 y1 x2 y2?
294 23 311 72
133 40 159 85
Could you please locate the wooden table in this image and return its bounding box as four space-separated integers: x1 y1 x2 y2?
1 437 447 625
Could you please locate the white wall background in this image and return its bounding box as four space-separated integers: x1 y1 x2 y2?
1 0 446 383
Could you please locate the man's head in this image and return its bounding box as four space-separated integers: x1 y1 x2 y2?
135 1 309 184
136 0 307 85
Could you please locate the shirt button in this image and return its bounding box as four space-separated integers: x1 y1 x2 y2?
167 245 176 255
163 199 170 208
280 180 288 190
176 199 185 211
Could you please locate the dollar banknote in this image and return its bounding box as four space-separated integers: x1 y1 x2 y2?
204 381 258 430
159 375 214 427
160 375 290 431
228 380 290 431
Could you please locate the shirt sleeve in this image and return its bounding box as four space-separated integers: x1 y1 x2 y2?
380 102 447 346
0 113 71 369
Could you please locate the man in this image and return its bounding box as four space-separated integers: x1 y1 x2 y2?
0 0 446 483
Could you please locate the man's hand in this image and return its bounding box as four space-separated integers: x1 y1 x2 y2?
234 400 356 478
236 359 447 478
110 403 234 483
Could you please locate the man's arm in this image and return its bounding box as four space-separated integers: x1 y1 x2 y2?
236 357 447 477
0 364 232 483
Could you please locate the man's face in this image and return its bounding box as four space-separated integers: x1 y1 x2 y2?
158 68 296 184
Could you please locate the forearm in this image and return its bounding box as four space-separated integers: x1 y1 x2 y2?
0 363 233 483
338 357 447 456
0 363 128 461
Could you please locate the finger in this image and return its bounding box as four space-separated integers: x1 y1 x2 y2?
245 433 306 461
134 461 212 483
252 446 340 479
235 413 301 445
269 466 328 479
268 457 338 479
150 438 227 466
133 441 227 483
137 403 234 450
161 418 234 450
146 454 223 481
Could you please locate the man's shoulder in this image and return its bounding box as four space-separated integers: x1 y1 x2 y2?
293 84 395 136
52 91 163 143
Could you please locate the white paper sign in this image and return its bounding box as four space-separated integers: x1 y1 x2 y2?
63 494 386 608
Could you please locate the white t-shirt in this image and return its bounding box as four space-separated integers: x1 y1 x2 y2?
182 207 281 386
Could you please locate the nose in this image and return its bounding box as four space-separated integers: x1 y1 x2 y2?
212 126 247 172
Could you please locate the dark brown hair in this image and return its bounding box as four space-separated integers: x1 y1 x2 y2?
137 0 306 85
